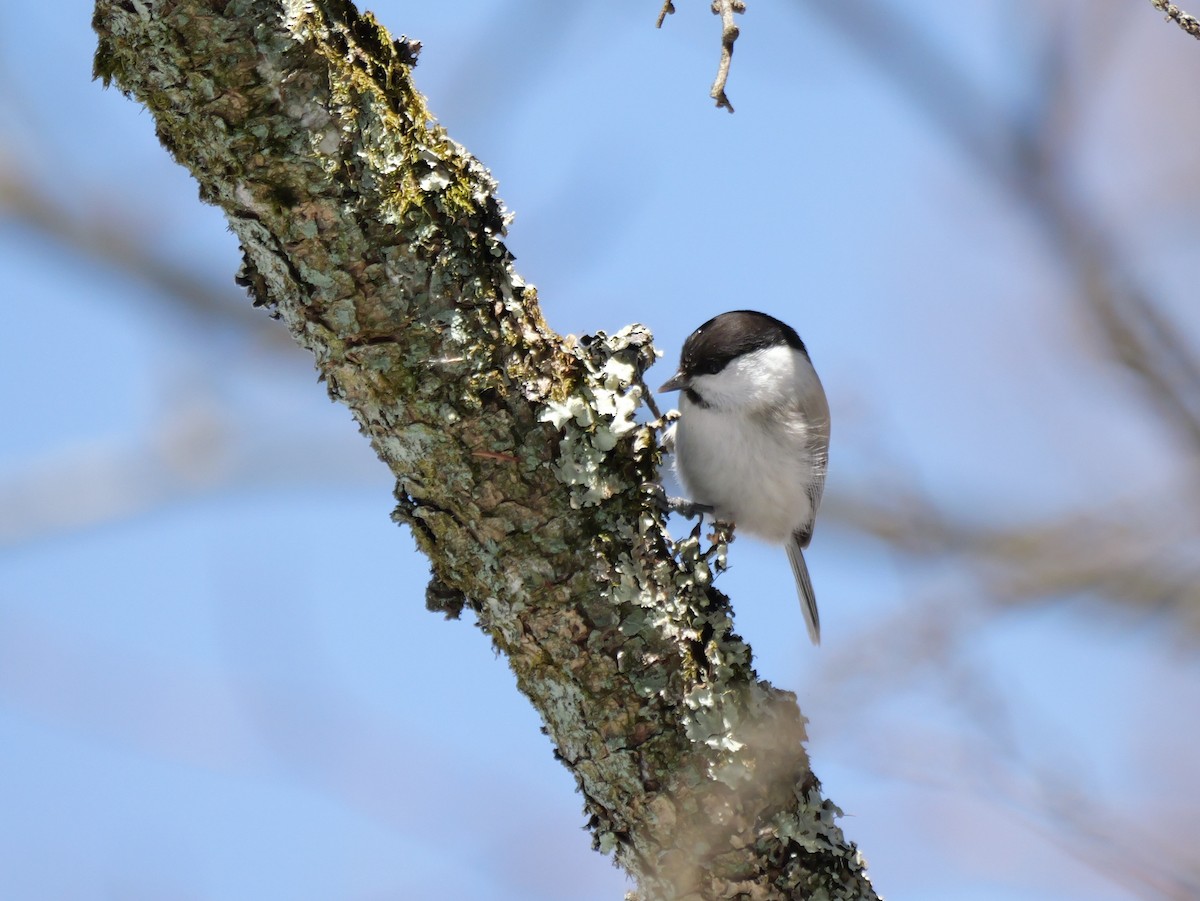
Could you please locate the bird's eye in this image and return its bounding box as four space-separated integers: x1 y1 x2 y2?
699 359 725 375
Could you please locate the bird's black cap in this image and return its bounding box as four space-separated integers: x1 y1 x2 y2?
659 310 808 391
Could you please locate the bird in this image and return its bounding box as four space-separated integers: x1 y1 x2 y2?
659 310 830 644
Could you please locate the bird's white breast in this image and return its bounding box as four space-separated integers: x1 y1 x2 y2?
674 403 818 542
672 345 827 543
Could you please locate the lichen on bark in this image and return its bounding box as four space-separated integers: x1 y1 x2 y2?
92 1 878 897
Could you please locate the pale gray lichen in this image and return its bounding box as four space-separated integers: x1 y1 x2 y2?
538 325 652 508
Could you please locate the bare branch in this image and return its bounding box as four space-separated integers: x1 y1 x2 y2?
1148 0 1200 39
710 1 745 112
656 1 745 111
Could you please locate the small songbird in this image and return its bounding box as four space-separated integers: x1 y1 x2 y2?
660 310 831 644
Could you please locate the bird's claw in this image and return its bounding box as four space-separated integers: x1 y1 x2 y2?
666 497 714 520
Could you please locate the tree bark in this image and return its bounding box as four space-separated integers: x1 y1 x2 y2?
92 2 877 897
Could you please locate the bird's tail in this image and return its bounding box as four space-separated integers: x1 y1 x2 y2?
786 533 821 645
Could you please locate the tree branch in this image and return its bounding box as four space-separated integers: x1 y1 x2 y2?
710 0 745 112
1148 0 1200 39
656 1 676 29
91 2 875 897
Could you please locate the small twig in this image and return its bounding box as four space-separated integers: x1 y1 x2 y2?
643 390 665 423
655 1 745 111
710 0 745 112
667 497 714 520
1149 0 1200 39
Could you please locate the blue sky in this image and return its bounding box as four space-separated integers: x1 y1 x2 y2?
2 1 1199 899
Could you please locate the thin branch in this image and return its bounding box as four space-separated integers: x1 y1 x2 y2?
656 1 744 111
710 0 744 112
1149 0 1200 39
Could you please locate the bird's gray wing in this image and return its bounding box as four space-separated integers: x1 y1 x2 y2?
794 388 830 549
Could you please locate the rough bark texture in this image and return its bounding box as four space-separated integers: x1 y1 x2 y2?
92 2 878 898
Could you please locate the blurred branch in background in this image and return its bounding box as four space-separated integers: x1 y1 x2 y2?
794 0 1200 896
1148 0 1200 40
0 147 358 545
801 0 1200 626
0 83 356 544
828 489 1200 635
0 157 281 342
819 586 1200 899
0 394 381 546
819 489 1200 896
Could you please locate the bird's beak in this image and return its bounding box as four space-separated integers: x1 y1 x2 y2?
659 371 689 393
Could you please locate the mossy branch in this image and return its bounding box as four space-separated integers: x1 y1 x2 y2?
91 1 876 897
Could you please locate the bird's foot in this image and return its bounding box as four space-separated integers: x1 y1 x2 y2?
666 497 714 520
